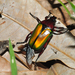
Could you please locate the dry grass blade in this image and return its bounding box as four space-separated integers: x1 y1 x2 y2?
0 11 31 32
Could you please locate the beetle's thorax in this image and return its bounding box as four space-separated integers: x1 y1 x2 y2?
41 19 56 30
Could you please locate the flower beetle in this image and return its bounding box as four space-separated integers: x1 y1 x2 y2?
16 12 68 69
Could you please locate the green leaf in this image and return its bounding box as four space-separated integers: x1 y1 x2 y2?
67 0 75 12
9 39 17 75
58 0 71 17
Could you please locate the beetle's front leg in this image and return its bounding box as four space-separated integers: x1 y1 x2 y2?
53 26 68 35
16 31 33 44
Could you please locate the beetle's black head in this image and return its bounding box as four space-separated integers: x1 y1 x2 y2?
50 16 56 22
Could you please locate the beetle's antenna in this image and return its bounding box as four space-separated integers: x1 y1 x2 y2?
29 13 41 23
45 11 51 20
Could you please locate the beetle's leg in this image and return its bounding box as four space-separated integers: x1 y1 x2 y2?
34 36 53 70
53 26 68 35
29 13 41 23
25 31 33 42
34 49 44 70
16 31 33 44
67 24 75 31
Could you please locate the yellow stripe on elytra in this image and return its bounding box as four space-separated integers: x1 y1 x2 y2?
34 28 51 48
29 24 42 44
34 34 49 48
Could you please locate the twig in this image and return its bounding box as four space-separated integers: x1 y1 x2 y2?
0 11 31 32
1 12 75 62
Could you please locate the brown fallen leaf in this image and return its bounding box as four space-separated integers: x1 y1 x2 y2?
18 70 47 75
0 70 47 75
0 56 10 72
0 72 11 75
47 63 75 75
0 0 75 74
3 51 30 70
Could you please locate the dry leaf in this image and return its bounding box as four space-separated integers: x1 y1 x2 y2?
3 52 29 71
0 0 75 74
18 71 47 75
0 56 10 72
0 70 47 75
47 63 75 75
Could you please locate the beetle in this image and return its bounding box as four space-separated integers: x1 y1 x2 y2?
16 12 71 69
